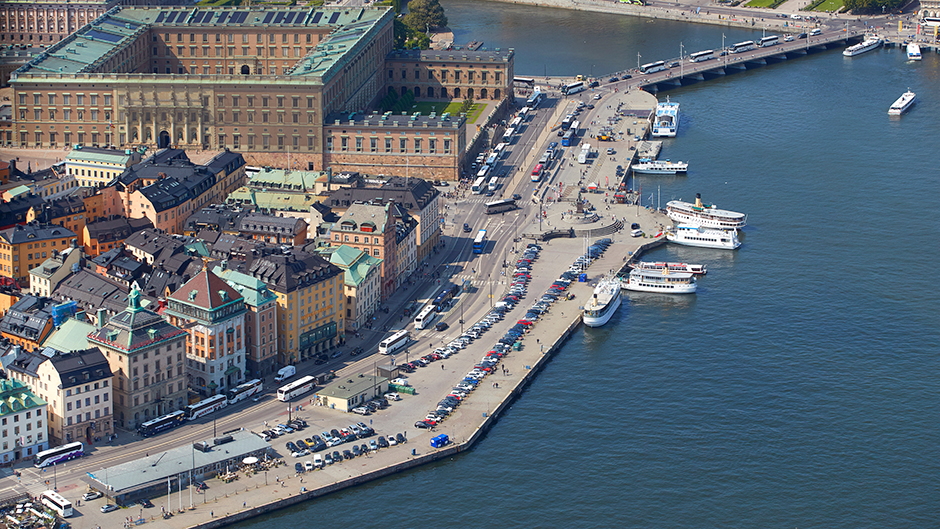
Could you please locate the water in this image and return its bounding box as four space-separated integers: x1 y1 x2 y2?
232 5 940 527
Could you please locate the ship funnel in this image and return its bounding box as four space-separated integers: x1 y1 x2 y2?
695 193 703 208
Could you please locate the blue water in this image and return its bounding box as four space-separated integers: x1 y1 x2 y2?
233 5 940 527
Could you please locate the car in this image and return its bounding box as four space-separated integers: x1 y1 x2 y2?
719 50 728 56
138 499 154 508
195 481 208 491
352 445 362 457
463 223 471 233
295 462 305 473
485 190 495 197
332 450 342 463
609 76 619 82
101 504 119 513
388 435 398 446
313 454 324 468
369 439 379 451
286 441 299 452
588 80 599 88
669 61 679 68
357 422 375 436
396 433 407 444
330 350 344 359
352 406 370 415
83 491 103 501
784 34 794 42
797 32 807 39
324 452 334 465
606 148 615 155
342 450 354 460
512 193 522 201
622 74 632 79
435 321 449 331
791 13 802 19
377 435 390 448
304 460 314 471
593 93 601 100
349 347 364 357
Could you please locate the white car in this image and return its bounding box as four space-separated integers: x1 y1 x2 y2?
304 460 314 471
313 454 324 468
391 377 410 386
384 392 401 401
593 93 601 100
784 34 794 42
388 435 398 446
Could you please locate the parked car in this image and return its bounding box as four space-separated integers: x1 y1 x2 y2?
100 504 119 513
295 462 305 473
82 491 103 501
377 436 390 448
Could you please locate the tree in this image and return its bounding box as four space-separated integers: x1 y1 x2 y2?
843 0 901 13
402 0 447 33
394 18 432 49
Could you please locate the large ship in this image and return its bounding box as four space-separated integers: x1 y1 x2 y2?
582 277 623 327
632 261 707 275
651 96 680 137
621 267 697 294
666 193 747 229
843 36 882 57
888 90 916 115
632 159 688 175
907 42 922 60
666 224 741 250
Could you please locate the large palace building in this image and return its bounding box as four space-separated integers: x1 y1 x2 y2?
7 5 514 180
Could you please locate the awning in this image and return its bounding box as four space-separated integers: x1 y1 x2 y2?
242 457 258 465
224 366 241 376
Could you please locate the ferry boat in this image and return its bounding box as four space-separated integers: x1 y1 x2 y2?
632 159 688 175
651 97 679 138
582 277 623 327
632 261 707 275
666 224 741 250
888 89 916 115
666 193 747 230
621 267 697 294
907 42 922 60
843 36 882 57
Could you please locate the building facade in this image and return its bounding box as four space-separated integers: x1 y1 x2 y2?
330 202 397 300
213 263 277 379
0 223 77 286
64 145 143 188
38 348 113 446
0 378 47 464
327 245 381 332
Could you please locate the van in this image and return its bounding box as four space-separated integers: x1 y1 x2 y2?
631 229 644 238
809 28 821 36
274 365 296 382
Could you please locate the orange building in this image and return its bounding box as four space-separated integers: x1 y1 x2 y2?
0 223 77 286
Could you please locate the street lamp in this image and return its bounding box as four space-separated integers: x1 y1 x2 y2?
637 52 641 71
679 42 684 79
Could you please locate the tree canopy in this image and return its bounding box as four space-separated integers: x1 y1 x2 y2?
393 18 431 49
842 0 902 13
402 0 448 32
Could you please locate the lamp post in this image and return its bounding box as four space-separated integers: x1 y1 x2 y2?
637 52 641 70
722 33 726 62
679 42 684 79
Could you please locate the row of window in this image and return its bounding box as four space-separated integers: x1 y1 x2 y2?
18 131 111 148
65 393 107 411
161 31 314 44
390 68 502 84
20 108 111 122
21 93 111 106
156 45 310 59
327 136 452 155
217 111 316 124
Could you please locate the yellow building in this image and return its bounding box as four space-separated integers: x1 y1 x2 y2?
0 223 77 286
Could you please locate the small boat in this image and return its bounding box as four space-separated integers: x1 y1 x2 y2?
666 193 747 230
582 277 623 327
621 267 697 294
632 159 688 175
666 224 741 250
651 96 680 138
888 90 916 115
907 42 922 60
632 261 707 275
843 36 882 57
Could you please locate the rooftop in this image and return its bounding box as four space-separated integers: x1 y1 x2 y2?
317 374 387 400
325 110 463 129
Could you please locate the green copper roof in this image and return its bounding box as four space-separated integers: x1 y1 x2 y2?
328 244 382 288
213 266 277 308
42 318 96 353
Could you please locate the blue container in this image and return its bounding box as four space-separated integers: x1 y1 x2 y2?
578 273 587 282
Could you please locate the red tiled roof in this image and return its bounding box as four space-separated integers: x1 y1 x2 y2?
168 268 243 310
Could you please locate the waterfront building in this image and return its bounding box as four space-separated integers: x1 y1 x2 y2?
317 374 388 412
326 245 382 331
0 223 77 286
0 378 47 464
213 263 279 379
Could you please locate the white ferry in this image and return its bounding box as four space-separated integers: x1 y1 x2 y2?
666 193 747 230
666 224 741 250
632 159 688 175
632 261 707 275
651 96 680 138
621 267 697 294
843 36 882 57
582 277 623 327
907 42 922 60
888 90 916 115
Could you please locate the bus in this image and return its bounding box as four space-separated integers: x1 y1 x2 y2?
502 127 515 143
758 35 779 47
34 442 83 468
137 411 185 438
509 116 522 129
413 304 437 330
473 229 487 254
570 120 580 133
561 115 574 131
922 16 940 26
731 40 755 53
689 50 714 62
379 330 410 355
276 375 316 402
432 285 459 310
227 379 263 405
493 143 507 158
531 164 544 182
526 91 543 109
518 107 531 120
485 152 499 167
561 130 575 147
476 164 491 179
538 152 551 166
472 176 487 194
39 490 72 518
185 394 228 420
487 176 499 191
640 61 666 74
485 199 517 215
513 76 535 87
561 81 585 96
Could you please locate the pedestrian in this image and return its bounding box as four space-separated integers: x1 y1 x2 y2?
211 511 214 517
441 364 444 370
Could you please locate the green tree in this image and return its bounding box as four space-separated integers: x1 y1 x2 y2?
392 0 402 14
394 18 432 49
843 0 901 13
460 97 474 115
402 0 447 33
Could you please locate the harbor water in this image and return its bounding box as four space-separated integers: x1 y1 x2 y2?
232 3 940 526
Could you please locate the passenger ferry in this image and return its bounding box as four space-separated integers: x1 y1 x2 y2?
621 268 697 294
651 97 680 138
632 159 688 175
843 36 882 57
666 193 747 230
888 90 916 115
632 261 707 275
907 42 922 60
666 224 741 250
582 277 622 327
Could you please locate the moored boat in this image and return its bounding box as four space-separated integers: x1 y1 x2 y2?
666 224 741 250
888 90 916 115
651 96 680 138
907 42 922 60
621 267 697 294
582 277 623 327
632 261 707 275
843 36 883 57
632 159 688 175
666 193 747 230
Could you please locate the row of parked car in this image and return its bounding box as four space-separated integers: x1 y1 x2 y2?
294 432 408 471
568 238 612 273
258 418 309 441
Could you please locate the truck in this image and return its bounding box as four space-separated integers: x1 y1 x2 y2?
274 365 296 383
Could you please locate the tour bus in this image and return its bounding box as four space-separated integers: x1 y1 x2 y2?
432 284 459 310
570 120 581 134
526 91 543 108
509 116 523 129
561 115 574 131
562 129 576 147
759 35 779 47
472 176 487 194
538 152 551 166
493 142 507 158
731 40 755 53
185 394 228 420
485 199 517 215
473 229 487 254
34 442 83 468
519 107 531 120
137 411 186 438
379 330 410 355
640 60 666 74
487 176 499 191
485 152 499 167
476 164 491 179
276 375 316 402
502 127 516 143
531 164 544 182
413 304 437 330
922 16 940 26
561 81 586 96
689 50 715 62
227 379 263 404
40 490 73 518
513 76 535 87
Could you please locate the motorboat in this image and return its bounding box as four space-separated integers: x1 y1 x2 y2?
843 36 883 57
651 96 679 137
907 42 922 60
632 261 707 275
888 90 916 115
621 267 697 294
666 224 741 250
582 277 622 327
632 159 688 175
666 193 747 230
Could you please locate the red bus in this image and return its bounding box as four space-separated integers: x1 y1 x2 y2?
531 164 544 182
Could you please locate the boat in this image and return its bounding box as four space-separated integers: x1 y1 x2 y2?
582 277 623 327
666 224 741 250
651 96 679 138
621 267 697 294
632 159 688 175
632 261 707 275
666 193 747 230
907 42 922 60
843 36 882 57
888 89 916 115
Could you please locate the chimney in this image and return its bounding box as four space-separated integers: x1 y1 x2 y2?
96 308 106 329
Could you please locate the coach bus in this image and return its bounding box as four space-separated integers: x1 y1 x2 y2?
526 91 543 108
472 176 487 194
561 81 586 96
413 304 437 330
185 394 228 420
379 330 410 355
759 35 779 47
485 199 517 215
640 60 667 73
276 375 316 402
473 229 487 254
513 76 535 87
502 127 516 143
731 40 755 53
689 50 715 62
531 164 544 182
34 442 83 468
227 379 263 404
137 411 185 438
562 129 576 147
40 490 73 518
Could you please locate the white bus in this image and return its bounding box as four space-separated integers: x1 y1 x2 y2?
640 61 667 73
561 81 585 96
476 164 491 179
509 116 522 129
414 304 437 330
379 330 410 355
40 490 72 518
185 394 228 420
731 40 755 53
34 442 83 468
570 120 580 133
493 142 507 158
759 35 779 47
276 375 316 402
689 49 715 62
519 107 531 120
502 127 516 143
227 379 263 404
472 176 487 194
485 152 499 167
488 176 499 191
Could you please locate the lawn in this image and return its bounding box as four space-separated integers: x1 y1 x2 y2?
408 101 485 123
744 0 778 7
807 0 843 11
